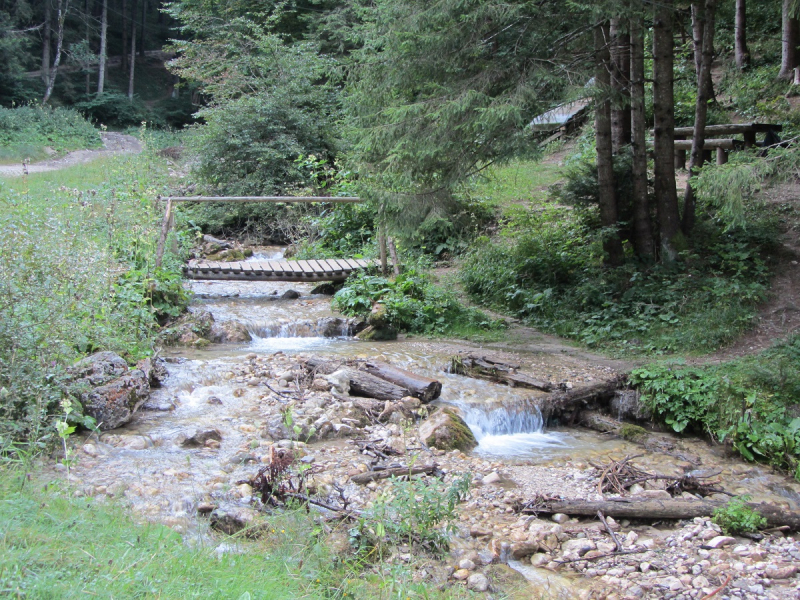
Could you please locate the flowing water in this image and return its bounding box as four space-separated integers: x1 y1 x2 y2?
67 248 800 598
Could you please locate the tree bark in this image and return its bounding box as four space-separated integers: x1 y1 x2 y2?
780 0 798 79
84 0 91 96
629 11 654 262
652 0 683 262
521 498 800 530
447 353 553 392
610 18 632 153
42 0 51 85
683 0 717 235
351 464 437 485
595 24 624 267
139 0 147 56
43 0 70 104
535 377 627 422
128 0 137 100
691 3 715 101
97 0 107 94
122 0 128 73
735 0 749 69
362 361 442 402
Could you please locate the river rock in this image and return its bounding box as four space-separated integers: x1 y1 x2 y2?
704 536 736 549
509 541 539 559
162 309 214 346
210 321 252 343
467 573 489 592
281 290 301 300
209 506 259 535
418 408 477 452
181 428 222 448
765 565 798 579
68 351 150 430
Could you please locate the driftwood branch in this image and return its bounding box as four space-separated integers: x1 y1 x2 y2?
446 353 553 391
350 464 438 485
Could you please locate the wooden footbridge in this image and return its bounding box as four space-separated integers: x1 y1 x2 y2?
185 257 379 282
156 195 387 282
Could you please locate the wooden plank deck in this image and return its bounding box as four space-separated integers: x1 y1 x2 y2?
184 258 380 282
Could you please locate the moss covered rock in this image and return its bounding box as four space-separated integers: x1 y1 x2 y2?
418 408 477 452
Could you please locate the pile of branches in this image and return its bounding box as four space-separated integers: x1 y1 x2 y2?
593 454 730 498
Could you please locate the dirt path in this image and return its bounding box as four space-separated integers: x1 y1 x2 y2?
0 132 142 178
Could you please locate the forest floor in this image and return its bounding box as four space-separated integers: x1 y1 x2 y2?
0 132 142 177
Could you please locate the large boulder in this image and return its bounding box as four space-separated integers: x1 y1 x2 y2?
69 352 150 430
209 320 252 343
418 407 477 452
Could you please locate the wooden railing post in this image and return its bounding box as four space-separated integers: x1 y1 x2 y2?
155 197 172 269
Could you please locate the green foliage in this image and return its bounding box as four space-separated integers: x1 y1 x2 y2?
333 269 502 336
0 147 187 450
461 178 778 354
0 105 101 163
351 472 471 554
168 7 341 196
74 93 155 128
712 496 768 535
632 336 800 476
717 64 794 123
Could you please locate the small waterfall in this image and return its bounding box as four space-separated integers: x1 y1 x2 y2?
455 397 568 457
461 398 544 438
246 317 356 340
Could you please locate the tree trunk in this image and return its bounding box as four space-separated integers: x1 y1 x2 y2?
128 0 137 100
610 18 632 153
735 0 749 69
43 0 69 104
346 369 410 401
683 0 717 235
84 0 91 96
97 0 107 94
595 24 624 267
780 0 798 79
652 0 683 262
138 0 147 56
122 0 128 73
691 3 715 103
351 464 437 485
535 377 627 422
521 498 800 530
629 11 654 261
42 0 51 85
362 361 442 402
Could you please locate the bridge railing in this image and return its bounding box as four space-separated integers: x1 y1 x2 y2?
155 195 374 269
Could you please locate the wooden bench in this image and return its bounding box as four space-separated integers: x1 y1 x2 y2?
659 123 782 169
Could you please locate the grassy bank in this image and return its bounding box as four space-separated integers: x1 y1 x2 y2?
632 336 800 478
0 140 187 450
0 106 101 164
0 466 466 599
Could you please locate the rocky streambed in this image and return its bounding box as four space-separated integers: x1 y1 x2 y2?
55 260 800 600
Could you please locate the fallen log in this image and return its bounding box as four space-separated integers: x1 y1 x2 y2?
346 369 409 401
362 361 442 402
447 353 553 392
520 498 800 530
535 376 628 421
304 356 444 402
351 463 438 485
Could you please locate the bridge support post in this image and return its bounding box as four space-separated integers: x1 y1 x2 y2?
155 197 173 269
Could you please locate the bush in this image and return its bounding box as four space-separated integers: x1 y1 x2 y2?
712 496 768 535
75 93 157 128
631 336 800 477
333 269 502 336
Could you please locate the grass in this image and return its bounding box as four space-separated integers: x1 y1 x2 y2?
471 158 564 210
0 138 189 447
0 465 473 599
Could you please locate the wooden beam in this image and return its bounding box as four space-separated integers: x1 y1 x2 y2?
162 196 362 203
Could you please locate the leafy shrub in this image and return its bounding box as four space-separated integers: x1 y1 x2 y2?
712 496 767 535
333 269 502 336
75 93 156 128
350 473 471 554
632 336 800 477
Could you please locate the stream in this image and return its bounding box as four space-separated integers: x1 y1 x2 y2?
66 247 800 599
